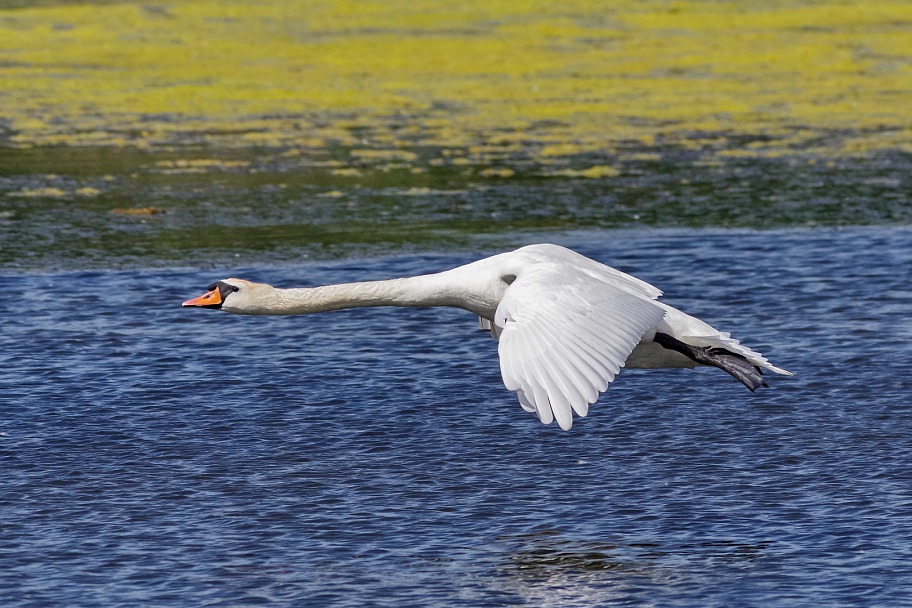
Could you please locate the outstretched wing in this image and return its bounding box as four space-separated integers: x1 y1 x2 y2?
494 264 666 430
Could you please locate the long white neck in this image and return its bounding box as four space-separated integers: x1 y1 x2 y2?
236 270 492 316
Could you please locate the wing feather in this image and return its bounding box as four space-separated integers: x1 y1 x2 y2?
517 244 663 300
516 389 536 413
525 361 554 425
539 353 589 421
562 333 615 393
495 264 666 430
513 305 597 403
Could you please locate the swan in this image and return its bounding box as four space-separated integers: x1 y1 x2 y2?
183 244 791 430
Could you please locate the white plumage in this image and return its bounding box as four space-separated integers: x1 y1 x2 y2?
183 243 792 430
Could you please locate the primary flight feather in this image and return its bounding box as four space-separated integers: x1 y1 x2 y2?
183 244 792 430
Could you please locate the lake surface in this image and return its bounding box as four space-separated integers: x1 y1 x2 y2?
2 226 911 607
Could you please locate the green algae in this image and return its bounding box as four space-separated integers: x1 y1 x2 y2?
1 0 911 160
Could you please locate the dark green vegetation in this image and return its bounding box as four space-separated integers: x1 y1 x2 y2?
1 144 909 271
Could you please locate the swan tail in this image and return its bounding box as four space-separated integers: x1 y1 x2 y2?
761 362 794 376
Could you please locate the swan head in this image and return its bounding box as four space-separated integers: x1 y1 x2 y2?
182 278 267 313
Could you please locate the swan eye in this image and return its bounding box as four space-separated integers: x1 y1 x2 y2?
212 281 240 294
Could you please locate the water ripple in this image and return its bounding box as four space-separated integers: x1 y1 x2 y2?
2 227 911 607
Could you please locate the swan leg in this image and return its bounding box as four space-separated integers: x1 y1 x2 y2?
653 332 768 392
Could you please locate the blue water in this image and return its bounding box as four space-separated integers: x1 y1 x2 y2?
2 227 911 607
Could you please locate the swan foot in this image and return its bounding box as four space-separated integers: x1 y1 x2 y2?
653 332 768 392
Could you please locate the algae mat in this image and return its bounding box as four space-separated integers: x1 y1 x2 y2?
2 0 911 159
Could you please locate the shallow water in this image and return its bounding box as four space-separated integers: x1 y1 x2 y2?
2 226 911 607
2 146 910 271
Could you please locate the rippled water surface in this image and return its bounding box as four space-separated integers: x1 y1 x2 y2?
2 227 911 607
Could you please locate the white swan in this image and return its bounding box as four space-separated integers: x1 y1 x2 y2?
183 244 791 430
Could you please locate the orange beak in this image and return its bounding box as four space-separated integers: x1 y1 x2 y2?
182 288 222 308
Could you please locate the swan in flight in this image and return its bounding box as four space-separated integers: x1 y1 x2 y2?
183 244 791 430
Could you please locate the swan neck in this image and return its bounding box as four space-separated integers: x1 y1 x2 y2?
267 275 456 314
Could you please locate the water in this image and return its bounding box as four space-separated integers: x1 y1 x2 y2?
2 146 910 271
2 226 911 607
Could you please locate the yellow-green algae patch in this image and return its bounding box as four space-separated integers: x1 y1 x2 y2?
1 0 911 163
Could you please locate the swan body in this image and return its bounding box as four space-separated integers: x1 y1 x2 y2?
183 244 791 430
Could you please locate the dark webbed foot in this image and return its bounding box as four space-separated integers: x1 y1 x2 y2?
653 332 768 391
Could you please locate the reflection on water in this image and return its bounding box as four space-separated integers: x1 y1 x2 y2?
507 535 768 575
497 530 771 606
